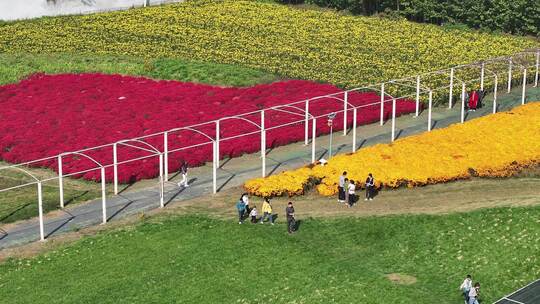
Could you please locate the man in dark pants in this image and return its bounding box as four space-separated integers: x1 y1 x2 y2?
365 173 375 201
338 171 347 203
286 202 295 234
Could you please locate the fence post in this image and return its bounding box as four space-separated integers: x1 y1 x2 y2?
480 62 485 91
101 167 107 224
522 69 527 105
493 75 498 114
159 154 164 208
507 58 513 93
163 132 168 182
461 83 466 123
427 92 433 131
416 76 421 116
113 143 118 195
311 118 316 163
352 108 357 152
448 69 454 109
343 91 348 136
304 100 309 145
212 141 217 194
261 110 266 177
216 121 220 169
380 83 385 125
58 155 64 208
37 182 45 242
535 50 539 87
391 99 396 141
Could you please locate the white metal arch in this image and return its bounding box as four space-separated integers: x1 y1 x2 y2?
219 115 262 130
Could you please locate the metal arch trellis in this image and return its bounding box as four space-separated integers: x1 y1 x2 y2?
0 49 539 242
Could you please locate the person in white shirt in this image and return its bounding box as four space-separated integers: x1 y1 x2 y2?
347 180 356 207
338 171 347 203
242 193 250 214
459 275 472 303
177 161 189 188
249 206 258 223
468 282 480 304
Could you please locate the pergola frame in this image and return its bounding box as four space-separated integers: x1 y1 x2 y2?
0 49 538 242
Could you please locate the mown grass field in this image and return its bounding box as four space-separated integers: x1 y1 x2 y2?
0 204 538 303
0 53 279 86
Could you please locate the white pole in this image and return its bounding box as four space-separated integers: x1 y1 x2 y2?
58 155 64 208
448 69 454 109
352 108 357 152
380 83 385 125
391 99 396 141
261 110 266 177
461 83 466 123
311 118 316 163
113 143 118 195
212 141 217 194
304 100 309 145
343 91 348 136
480 62 485 91
415 76 420 116
159 154 164 208
535 51 539 87
522 68 527 105
427 92 433 131
37 182 45 241
216 121 220 169
493 75 498 113
507 59 513 93
163 132 168 182
101 167 107 224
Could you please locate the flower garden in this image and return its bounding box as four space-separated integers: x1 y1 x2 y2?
0 0 536 89
0 73 417 182
244 102 540 197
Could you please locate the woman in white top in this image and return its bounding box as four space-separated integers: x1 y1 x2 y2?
347 180 356 207
459 275 472 303
468 282 480 304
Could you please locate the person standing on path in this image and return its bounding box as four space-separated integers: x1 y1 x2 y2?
249 206 258 223
468 282 480 304
286 202 295 234
260 198 274 225
365 173 374 201
242 193 250 214
347 180 356 207
344 178 349 205
236 197 246 224
459 275 472 304
338 171 347 203
177 161 189 188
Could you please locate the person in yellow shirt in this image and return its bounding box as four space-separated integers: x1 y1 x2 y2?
260 198 274 225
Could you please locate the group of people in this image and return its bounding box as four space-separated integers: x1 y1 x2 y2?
337 171 376 207
236 193 297 234
459 275 481 304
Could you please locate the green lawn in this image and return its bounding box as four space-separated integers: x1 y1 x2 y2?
1 206 538 303
0 53 279 86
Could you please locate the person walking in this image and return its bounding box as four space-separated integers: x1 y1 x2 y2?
365 173 374 201
468 282 480 304
236 197 246 224
286 202 295 234
459 275 473 304
177 160 189 188
338 171 347 203
347 180 356 207
260 198 274 225
242 193 250 214
249 206 258 223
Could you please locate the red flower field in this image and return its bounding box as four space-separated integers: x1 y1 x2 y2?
0 74 417 182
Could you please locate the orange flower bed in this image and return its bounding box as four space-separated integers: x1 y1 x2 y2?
245 102 540 197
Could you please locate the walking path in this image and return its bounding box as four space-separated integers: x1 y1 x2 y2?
1 85 539 249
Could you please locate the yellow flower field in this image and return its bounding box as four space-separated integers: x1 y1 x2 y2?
0 0 537 89
244 102 540 197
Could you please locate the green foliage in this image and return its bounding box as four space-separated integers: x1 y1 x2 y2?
0 53 279 86
293 0 540 36
0 207 539 303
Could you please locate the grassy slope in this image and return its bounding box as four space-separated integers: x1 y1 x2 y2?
0 53 279 86
0 205 538 304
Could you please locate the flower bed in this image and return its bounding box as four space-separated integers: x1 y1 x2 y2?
0 1 535 89
0 73 417 182
244 102 540 197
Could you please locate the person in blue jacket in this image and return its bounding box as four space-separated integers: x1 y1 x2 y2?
236 196 246 224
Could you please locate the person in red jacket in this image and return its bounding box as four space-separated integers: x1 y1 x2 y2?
468 90 479 111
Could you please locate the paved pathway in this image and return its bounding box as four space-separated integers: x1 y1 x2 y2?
1 85 539 249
